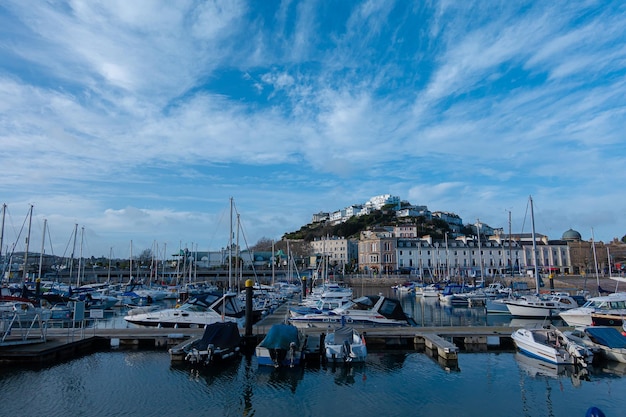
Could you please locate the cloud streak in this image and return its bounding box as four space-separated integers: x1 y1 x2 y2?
1 1 624 257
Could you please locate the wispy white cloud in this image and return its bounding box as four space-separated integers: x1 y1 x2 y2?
0 0 624 257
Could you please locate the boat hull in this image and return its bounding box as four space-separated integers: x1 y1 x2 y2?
511 327 593 366
324 327 367 363
505 301 560 318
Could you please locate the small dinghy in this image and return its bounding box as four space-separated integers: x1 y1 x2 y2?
324 326 367 364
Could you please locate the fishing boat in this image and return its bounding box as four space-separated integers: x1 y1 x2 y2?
255 323 307 368
123 291 245 328
288 295 415 329
560 292 626 327
565 326 626 363
323 326 367 364
511 324 594 367
169 321 241 365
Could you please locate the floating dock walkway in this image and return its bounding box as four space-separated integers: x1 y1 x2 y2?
1 301 519 367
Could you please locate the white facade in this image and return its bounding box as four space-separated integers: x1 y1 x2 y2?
394 237 572 278
365 194 400 210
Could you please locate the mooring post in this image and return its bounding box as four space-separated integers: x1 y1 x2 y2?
245 279 253 337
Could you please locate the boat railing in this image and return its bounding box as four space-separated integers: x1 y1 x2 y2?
0 309 48 345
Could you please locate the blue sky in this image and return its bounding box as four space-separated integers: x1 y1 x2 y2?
1 1 625 259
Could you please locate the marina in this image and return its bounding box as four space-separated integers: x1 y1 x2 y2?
1 282 624 416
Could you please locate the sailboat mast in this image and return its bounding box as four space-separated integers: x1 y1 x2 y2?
591 227 600 295
228 197 233 291
508 210 513 277
69 224 78 286
0 203 6 261
236 213 241 292
529 196 540 292
107 247 112 283
271 239 275 287
476 219 484 286
23 204 33 281
77 226 84 287
38 218 47 280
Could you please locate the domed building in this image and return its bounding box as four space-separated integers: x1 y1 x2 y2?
562 229 582 242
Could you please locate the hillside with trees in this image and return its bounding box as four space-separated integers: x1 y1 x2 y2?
281 204 470 242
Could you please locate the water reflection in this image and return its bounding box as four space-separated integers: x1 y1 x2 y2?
515 352 589 387
396 291 567 328
254 359 305 393
325 362 367 386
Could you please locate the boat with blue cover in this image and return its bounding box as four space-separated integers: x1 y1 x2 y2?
255 323 307 368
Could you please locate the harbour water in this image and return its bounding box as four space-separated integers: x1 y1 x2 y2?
2 289 625 416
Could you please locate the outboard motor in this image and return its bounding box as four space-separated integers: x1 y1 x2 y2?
342 340 353 363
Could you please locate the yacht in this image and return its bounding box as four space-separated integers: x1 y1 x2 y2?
504 293 579 318
124 291 245 328
560 292 626 328
288 295 415 329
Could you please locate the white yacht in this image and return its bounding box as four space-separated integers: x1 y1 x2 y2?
504 293 579 318
288 295 415 329
560 292 626 328
124 291 244 328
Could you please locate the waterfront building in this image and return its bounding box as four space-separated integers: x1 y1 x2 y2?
358 228 397 275
310 236 358 273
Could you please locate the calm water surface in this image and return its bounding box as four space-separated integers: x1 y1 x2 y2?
1 290 624 417
1 350 624 417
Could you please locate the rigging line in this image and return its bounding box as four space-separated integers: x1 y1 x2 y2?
520 197 529 236
45 220 56 258
4 205 31 255
206 203 228 251
60 225 76 260
236 215 260 280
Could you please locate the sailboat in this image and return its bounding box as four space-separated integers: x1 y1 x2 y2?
504 196 578 318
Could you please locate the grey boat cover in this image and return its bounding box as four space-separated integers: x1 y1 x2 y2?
333 326 354 345
586 327 626 349
259 324 300 350
194 322 241 350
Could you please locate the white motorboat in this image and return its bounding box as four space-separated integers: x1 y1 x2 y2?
324 326 367 364
560 292 626 328
289 297 353 318
511 324 594 367
504 293 579 318
565 326 626 363
415 283 441 297
288 295 415 329
123 291 245 328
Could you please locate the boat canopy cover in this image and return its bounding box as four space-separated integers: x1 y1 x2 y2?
195 322 241 350
378 298 410 320
586 327 626 349
353 296 377 307
333 326 354 345
259 324 300 350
